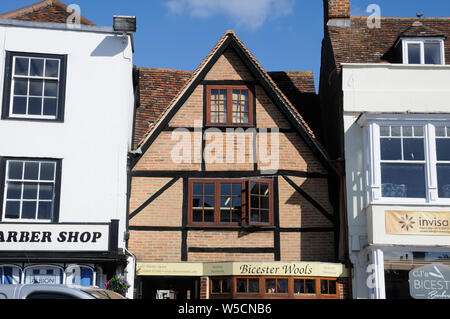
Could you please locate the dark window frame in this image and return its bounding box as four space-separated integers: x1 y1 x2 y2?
205 85 254 127
209 276 340 299
188 178 273 227
2 51 67 122
0 157 62 223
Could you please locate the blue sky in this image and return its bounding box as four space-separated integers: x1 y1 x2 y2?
1 0 450 91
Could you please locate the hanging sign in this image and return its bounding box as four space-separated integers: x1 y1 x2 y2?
409 263 450 299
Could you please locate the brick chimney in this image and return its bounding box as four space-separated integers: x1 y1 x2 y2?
324 0 350 24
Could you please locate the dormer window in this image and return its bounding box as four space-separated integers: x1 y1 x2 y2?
402 38 445 65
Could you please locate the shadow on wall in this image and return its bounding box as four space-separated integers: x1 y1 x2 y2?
91 35 128 57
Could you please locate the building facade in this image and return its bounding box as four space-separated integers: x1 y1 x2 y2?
128 30 349 300
0 1 135 295
320 0 450 299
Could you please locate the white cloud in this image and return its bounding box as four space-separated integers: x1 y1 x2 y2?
165 0 295 30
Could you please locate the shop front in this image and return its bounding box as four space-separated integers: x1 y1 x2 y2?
366 207 450 299
136 262 348 300
0 220 127 288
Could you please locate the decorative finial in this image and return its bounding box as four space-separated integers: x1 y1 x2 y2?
48 0 56 6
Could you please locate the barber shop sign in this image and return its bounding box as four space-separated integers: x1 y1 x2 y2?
409 264 450 299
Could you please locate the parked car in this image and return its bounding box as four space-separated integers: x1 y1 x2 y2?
0 284 127 299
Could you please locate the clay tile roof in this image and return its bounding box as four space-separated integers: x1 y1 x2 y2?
400 21 446 38
133 68 193 148
328 17 450 67
0 0 96 26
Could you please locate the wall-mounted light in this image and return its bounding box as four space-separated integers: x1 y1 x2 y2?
113 15 136 33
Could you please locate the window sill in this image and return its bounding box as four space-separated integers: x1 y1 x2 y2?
368 198 450 207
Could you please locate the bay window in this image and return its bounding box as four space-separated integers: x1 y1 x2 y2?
361 116 450 204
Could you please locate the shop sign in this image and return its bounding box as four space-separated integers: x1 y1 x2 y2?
0 223 111 252
386 211 450 236
409 264 450 299
137 262 347 278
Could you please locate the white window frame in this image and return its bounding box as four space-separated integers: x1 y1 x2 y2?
359 114 450 206
402 37 445 65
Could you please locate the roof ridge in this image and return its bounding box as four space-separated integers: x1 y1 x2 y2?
269 71 314 75
138 67 193 73
351 15 450 20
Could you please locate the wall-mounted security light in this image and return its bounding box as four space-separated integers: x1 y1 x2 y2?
113 15 136 33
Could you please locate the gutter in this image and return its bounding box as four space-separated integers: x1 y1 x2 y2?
0 18 120 34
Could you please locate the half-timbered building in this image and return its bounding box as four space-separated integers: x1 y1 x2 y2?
128 30 349 300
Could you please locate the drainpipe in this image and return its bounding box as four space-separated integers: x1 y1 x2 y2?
331 158 353 299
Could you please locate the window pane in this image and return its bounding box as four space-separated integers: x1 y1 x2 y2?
23 183 38 200
222 279 230 293
192 210 203 222
260 183 269 196
402 126 412 137
380 138 402 160
39 184 54 200
211 280 220 293
45 59 59 78
22 201 37 219
250 182 259 194
14 79 28 95
437 164 450 198
277 279 288 293
220 196 230 208
12 97 27 115
436 139 450 161
204 183 214 196
294 280 304 294
321 280 328 294
381 163 426 198
40 163 55 181
203 196 214 208
220 210 230 223
403 139 424 161
380 126 390 137
248 279 259 293
44 81 58 97
261 197 269 210
15 58 29 76
232 197 241 209
38 202 52 220
28 97 42 115
5 201 20 219
193 183 203 196
436 126 446 137
424 42 442 64
236 279 246 293
260 210 269 223
30 59 44 77
232 210 240 223
221 183 231 196
192 196 202 208
29 79 43 96
408 43 421 64
329 280 336 294
414 126 424 137
8 161 23 179
305 279 316 293
391 126 401 137
6 183 22 199
266 279 276 293
24 162 39 180
204 210 214 222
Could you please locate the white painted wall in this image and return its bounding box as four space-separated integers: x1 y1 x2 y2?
0 23 135 250
342 63 450 298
